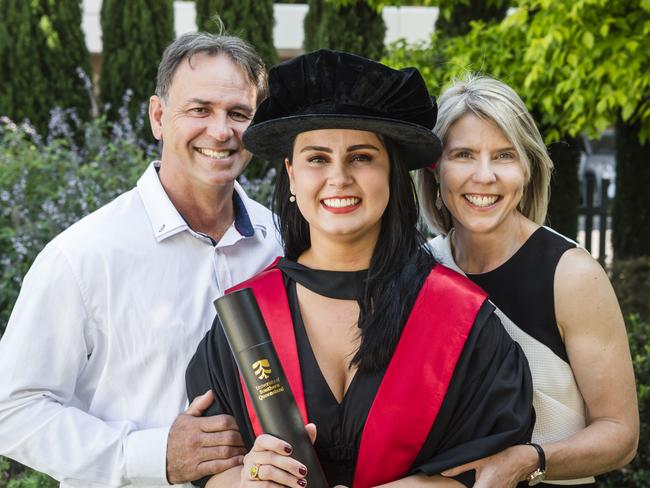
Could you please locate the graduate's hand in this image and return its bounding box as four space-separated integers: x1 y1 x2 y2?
166 390 246 483
239 424 317 487
440 444 538 488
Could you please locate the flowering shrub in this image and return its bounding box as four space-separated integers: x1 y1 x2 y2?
0 109 154 335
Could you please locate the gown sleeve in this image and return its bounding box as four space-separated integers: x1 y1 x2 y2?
409 301 535 487
185 314 258 487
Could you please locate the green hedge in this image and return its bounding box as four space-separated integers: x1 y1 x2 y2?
610 257 650 324
599 312 650 487
0 113 154 335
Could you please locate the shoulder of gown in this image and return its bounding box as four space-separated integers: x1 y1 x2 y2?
410 301 535 486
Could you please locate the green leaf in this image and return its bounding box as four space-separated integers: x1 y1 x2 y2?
622 103 635 121
582 31 595 49
641 0 650 13
599 23 610 37
567 53 578 67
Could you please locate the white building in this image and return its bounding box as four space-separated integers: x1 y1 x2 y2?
82 1 438 72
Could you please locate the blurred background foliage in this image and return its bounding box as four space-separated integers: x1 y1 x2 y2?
196 0 278 67
0 0 648 486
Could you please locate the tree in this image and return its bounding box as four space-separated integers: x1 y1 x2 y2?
303 0 323 52
434 0 509 37
304 0 386 60
196 0 277 68
100 0 174 125
0 0 92 135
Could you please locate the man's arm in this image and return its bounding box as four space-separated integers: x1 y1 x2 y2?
0 243 168 485
0 243 244 485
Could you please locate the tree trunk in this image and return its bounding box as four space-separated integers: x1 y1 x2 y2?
612 116 650 259
546 135 580 239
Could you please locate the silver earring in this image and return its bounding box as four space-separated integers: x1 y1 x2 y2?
435 188 443 210
289 194 296 203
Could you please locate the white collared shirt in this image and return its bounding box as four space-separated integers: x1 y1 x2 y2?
0 162 282 487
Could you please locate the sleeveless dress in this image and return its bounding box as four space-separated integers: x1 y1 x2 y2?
430 226 597 486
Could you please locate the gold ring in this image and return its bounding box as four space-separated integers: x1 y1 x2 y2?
250 463 261 480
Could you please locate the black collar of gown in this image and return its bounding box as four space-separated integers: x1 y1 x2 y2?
277 257 368 301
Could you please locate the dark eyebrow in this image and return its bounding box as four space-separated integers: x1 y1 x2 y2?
494 146 517 153
300 145 333 153
348 144 380 152
299 144 382 153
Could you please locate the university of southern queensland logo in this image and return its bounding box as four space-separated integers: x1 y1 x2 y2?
252 359 272 380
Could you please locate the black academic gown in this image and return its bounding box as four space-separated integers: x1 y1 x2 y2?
186 259 534 487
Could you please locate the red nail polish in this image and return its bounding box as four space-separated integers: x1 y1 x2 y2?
297 480 306 487
284 444 293 454
299 467 307 476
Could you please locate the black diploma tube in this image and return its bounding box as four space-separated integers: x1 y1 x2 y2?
215 288 329 487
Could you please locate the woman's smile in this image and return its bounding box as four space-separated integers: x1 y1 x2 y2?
321 196 362 213
463 193 501 208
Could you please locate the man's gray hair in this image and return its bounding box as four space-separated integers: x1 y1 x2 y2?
155 31 269 105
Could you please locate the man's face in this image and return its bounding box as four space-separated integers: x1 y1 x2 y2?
149 53 257 191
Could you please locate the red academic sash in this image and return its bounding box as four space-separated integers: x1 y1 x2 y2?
226 260 487 487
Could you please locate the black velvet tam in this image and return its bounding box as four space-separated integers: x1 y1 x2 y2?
243 49 442 170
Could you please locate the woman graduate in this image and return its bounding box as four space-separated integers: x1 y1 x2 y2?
186 50 534 488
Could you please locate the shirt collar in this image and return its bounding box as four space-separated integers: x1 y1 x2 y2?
137 161 270 242
229 179 272 240
232 184 254 238
137 162 188 242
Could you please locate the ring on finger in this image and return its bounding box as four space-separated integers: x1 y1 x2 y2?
249 463 261 481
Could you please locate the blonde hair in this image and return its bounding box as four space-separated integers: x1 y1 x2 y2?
415 75 553 235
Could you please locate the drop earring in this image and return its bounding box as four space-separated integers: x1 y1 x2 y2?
435 188 443 210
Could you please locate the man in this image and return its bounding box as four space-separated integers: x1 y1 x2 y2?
0 33 281 486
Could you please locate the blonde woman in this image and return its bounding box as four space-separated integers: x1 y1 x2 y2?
416 75 638 487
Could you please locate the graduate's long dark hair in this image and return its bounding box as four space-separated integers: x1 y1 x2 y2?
272 137 437 372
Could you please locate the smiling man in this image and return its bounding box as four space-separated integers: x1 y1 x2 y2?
0 33 281 487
